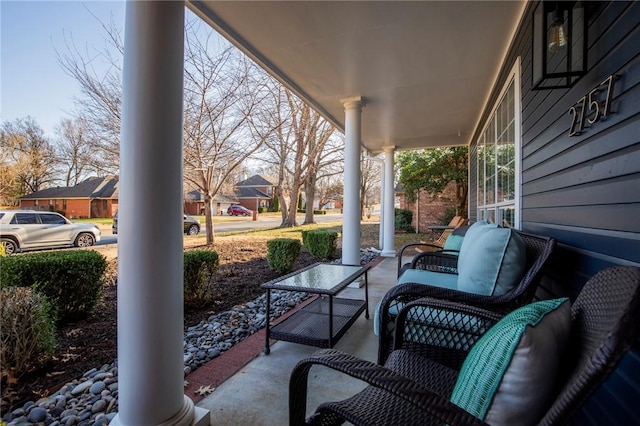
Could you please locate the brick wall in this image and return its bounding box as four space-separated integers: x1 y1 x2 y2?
19 198 117 219
398 181 458 233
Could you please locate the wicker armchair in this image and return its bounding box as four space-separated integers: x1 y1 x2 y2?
379 230 555 364
290 266 640 426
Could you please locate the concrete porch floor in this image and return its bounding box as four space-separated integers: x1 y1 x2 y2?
195 256 398 425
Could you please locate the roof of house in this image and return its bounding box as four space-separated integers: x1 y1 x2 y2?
185 190 237 203
20 176 119 200
235 174 276 187
235 187 271 199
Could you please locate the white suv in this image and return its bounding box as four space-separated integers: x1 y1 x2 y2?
0 210 101 255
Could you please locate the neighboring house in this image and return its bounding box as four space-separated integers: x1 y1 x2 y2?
19 176 119 219
234 174 276 212
396 182 458 232
184 190 237 216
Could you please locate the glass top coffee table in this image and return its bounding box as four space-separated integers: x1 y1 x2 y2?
261 263 370 354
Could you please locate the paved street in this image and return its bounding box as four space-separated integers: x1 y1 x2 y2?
95 213 344 247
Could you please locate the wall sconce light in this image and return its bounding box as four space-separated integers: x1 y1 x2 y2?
532 1 587 90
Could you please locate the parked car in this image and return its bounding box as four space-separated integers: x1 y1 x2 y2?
0 210 101 255
111 212 200 235
227 205 253 216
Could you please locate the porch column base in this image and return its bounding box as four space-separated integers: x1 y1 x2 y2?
380 249 396 257
110 396 209 426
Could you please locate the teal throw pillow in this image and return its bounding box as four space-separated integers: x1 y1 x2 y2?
457 225 526 296
450 298 571 426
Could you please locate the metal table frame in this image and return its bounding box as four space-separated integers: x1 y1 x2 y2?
262 263 370 354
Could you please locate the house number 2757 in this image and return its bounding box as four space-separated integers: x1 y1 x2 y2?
569 75 617 136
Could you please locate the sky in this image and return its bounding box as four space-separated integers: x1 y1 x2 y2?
1 1 126 139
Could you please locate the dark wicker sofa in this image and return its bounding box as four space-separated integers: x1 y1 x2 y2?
290 266 640 426
379 230 556 365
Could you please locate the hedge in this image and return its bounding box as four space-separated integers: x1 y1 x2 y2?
0 250 107 322
183 250 219 305
301 229 338 259
266 238 301 273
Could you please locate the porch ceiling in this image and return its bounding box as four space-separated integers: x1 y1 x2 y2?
188 1 526 153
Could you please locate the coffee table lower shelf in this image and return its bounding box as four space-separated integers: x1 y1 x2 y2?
270 297 366 348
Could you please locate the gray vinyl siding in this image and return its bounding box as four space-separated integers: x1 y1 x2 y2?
471 0 640 280
469 1 640 422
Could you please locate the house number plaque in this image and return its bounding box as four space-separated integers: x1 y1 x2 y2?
568 74 617 136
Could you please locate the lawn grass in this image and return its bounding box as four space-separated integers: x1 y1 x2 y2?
215 221 434 250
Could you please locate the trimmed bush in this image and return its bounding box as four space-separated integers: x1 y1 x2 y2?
302 229 338 259
267 238 301 273
1 287 56 376
395 208 414 232
258 207 268 214
184 250 219 305
0 250 107 322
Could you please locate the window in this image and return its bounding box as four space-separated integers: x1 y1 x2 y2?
39 213 67 225
11 213 38 224
62 199 67 210
477 60 521 228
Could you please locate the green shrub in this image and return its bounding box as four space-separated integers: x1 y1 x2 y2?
184 250 219 305
313 210 327 215
395 208 414 232
269 197 280 212
258 207 268 214
0 250 107 322
302 229 338 259
1 287 56 376
266 238 301 273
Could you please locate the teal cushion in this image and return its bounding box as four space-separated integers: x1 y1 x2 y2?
458 220 495 255
443 234 465 251
450 298 570 425
375 270 458 335
457 225 526 296
396 269 458 289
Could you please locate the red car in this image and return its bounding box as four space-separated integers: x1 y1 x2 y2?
227 205 252 216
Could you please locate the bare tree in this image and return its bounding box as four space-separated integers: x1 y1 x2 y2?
0 117 58 203
56 11 123 174
302 133 341 224
57 15 275 244
360 153 382 219
54 117 96 186
182 23 272 244
253 83 294 224
316 176 344 210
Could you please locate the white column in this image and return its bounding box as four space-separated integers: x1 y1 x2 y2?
381 146 396 257
341 97 363 266
378 160 385 250
112 2 207 425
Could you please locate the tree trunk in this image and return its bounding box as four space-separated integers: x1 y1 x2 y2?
456 180 468 218
204 194 214 245
282 187 300 228
303 171 316 224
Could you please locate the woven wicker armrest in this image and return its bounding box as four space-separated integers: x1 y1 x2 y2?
289 349 488 426
397 242 454 276
393 298 502 369
378 283 501 365
410 251 459 272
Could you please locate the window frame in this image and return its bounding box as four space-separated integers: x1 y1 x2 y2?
476 58 522 228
